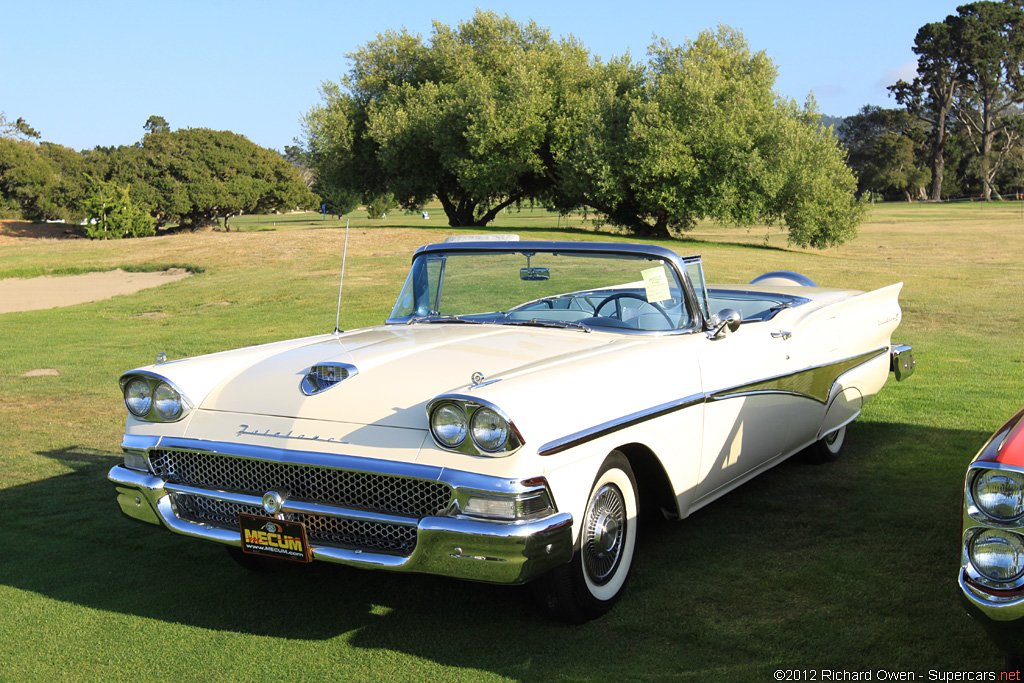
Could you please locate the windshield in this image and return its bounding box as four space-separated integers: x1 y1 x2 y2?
387 249 693 332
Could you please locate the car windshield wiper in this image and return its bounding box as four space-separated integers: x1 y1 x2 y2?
405 315 484 325
502 318 592 333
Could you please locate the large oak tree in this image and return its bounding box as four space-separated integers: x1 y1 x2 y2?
552 27 863 245
306 13 864 246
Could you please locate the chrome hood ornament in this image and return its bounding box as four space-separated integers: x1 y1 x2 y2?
300 362 358 396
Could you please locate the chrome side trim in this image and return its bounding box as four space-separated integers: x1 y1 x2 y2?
538 349 888 456
709 347 888 405
539 393 706 456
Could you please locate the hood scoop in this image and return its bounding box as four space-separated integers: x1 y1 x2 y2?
300 362 359 396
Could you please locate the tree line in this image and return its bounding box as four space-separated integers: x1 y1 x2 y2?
4 5 1019 245
302 11 862 248
842 0 1024 202
0 114 315 238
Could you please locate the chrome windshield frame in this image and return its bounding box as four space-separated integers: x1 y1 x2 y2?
385 240 708 335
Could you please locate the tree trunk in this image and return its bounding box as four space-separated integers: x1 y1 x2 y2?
624 211 673 239
437 190 478 227
474 193 527 226
929 106 949 201
929 141 945 201
652 212 672 238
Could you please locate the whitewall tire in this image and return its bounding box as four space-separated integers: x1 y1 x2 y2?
534 451 638 623
806 425 847 464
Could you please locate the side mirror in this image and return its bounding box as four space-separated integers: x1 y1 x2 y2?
520 267 550 281
706 308 741 340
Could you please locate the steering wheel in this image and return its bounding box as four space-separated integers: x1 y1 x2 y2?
594 292 674 327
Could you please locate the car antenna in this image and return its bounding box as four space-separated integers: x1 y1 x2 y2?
334 220 349 334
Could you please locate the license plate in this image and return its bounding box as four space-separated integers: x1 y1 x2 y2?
239 513 311 563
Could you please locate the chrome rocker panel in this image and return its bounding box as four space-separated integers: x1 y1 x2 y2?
109 437 574 585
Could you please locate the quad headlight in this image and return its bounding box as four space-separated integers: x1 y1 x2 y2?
153 382 184 420
972 468 1024 522
120 373 192 423
470 408 510 453
427 397 522 456
431 403 469 447
969 528 1024 583
124 377 153 416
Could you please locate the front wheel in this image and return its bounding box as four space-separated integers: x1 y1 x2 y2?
533 452 638 623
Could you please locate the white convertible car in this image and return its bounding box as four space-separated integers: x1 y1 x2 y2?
109 238 914 622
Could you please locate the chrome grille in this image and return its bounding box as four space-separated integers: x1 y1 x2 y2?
149 448 452 517
173 494 417 556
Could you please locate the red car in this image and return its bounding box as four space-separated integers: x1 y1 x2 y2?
960 407 1024 669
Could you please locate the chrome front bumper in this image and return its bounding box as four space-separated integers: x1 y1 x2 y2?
109 438 574 585
960 571 1024 653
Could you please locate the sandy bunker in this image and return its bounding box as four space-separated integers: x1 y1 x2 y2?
0 268 192 314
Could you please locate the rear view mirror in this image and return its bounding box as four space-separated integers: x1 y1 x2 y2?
520 267 550 281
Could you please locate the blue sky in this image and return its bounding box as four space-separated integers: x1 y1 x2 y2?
3 1 961 153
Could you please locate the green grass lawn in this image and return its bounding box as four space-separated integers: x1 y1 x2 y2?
1 202 1022 681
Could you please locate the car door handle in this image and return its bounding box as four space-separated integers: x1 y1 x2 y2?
771 330 792 340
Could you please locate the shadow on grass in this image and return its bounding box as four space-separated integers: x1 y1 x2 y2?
0 421 1001 679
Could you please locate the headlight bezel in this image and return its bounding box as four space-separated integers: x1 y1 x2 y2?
963 463 1024 593
965 527 1024 589
470 407 511 453
431 403 469 448
426 395 523 456
119 372 193 423
124 377 153 417
970 467 1024 524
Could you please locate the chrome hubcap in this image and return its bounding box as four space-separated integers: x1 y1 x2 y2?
583 484 625 585
824 426 845 451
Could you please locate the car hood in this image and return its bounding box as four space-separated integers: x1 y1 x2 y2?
199 324 624 429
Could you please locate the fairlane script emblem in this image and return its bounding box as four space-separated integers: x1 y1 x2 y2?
237 424 349 444
877 314 900 326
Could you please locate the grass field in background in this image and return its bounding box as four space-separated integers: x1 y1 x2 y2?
1 202 1022 681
